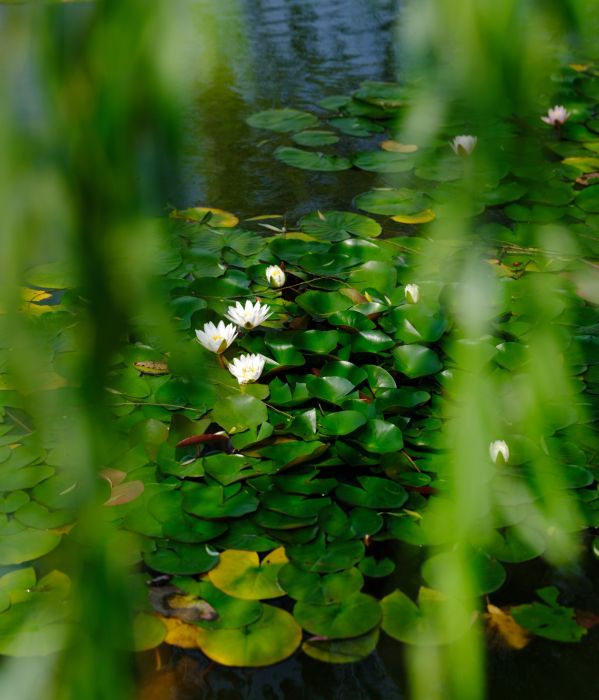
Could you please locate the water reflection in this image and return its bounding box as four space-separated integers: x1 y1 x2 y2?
179 0 400 217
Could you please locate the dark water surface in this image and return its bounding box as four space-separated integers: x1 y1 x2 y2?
176 0 400 220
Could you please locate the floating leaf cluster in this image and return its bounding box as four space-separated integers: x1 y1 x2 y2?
1 66 599 667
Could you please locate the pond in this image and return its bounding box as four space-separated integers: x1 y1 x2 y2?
0 2 598 700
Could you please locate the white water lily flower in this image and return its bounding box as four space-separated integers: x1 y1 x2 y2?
228 353 266 384
225 300 272 329
489 440 510 464
195 321 238 354
450 134 477 156
405 284 420 304
541 105 571 127
266 264 286 288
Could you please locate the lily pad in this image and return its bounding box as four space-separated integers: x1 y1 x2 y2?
302 627 379 663
353 151 414 173
287 536 364 573
511 587 586 642
329 117 385 137
355 188 431 216
275 146 351 172
208 548 287 600
278 564 363 603
306 376 355 405
0 529 61 565
292 130 339 146
381 587 472 645
319 411 367 436
294 592 381 639
247 108 318 133
197 604 302 667
392 345 443 378
354 420 404 454
143 543 219 576
422 549 506 596
336 476 407 509
299 211 382 240
212 395 267 433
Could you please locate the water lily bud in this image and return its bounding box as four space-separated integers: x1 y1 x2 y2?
405 284 420 304
266 265 286 288
225 300 272 329
489 440 510 464
195 321 238 354
450 134 477 156
227 353 266 385
541 105 571 127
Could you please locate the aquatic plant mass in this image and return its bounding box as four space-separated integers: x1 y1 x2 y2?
1 64 598 673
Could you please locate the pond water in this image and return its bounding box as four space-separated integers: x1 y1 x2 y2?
1 1 598 698
175 0 399 219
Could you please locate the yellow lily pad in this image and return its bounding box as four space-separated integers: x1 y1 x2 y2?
391 209 436 224
380 140 418 153
170 206 239 227
208 548 288 600
197 604 301 667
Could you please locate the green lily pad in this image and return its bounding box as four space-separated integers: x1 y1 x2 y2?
350 329 395 354
208 549 287 600
354 420 404 454
484 526 545 563
512 587 586 642
392 345 443 378
295 290 354 316
272 470 337 496
197 604 302 667
292 130 340 146
256 440 328 470
14 501 75 530
212 395 267 433
294 592 381 639
320 361 368 386
246 108 318 133
171 579 263 630
148 491 227 543
423 549 506 596
259 491 331 519
318 95 351 111
381 587 472 645
353 81 405 108
359 556 396 578
306 376 355 405
299 211 382 240
278 564 363 603
275 146 352 171
182 483 259 519
0 572 71 656
0 529 61 565
0 465 54 491
353 151 414 173
302 627 379 663
329 117 385 137
576 184 599 213
354 188 431 216
132 613 167 651
143 543 219 576
336 476 407 509
319 411 367 436
293 330 340 354
287 536 364 573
